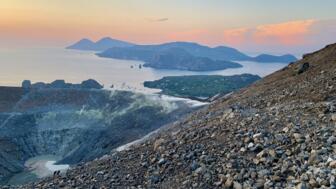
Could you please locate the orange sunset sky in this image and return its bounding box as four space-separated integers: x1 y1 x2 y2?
1 0 335 54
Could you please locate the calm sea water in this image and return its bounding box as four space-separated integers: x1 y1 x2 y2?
0 47 287 92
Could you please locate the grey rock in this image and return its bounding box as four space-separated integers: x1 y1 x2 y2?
158 158 166 165
296 182 308 189
255 179 266 188
327 136 336 145
233 181 243 189
190 161 199 171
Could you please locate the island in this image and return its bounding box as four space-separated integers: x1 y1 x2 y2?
67 37 297 71
252 54 298 63
66 37 135 51
144 74 261 101
67 39 297 71
98 47 242 71
95 41 297 71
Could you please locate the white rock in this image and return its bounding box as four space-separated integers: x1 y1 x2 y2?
332 114 336 121
253 133 262 138
327 157 334 163
283 127 290 133
329 160 336 168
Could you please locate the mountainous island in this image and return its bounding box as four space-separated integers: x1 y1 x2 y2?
99 47 242 71
67 38 297 71
19 43 336 188
66 37 135 51
144 74 261 101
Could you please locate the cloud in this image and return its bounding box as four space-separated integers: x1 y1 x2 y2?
253 19 316 45
148 18 169 22
221 19 336 53
223 19 316 46
166 19 331 52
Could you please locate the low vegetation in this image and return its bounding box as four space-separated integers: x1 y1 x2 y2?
144 74 261 100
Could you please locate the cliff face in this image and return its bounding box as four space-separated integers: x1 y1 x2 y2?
0 89 194 185
19 43 336 188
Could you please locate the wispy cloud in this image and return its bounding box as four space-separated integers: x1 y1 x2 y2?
147 18 169 22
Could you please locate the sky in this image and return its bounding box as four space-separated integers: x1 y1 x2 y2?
1 0 336 54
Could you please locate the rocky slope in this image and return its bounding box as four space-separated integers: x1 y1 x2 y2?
14 43 336 188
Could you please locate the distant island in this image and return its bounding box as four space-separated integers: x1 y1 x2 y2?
21 79 104 90
67 38 297 71
66 37 135 51
99 47 242 71
144 74 261 101
252 54 298 63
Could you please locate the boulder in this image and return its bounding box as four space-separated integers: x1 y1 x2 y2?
298 62 310 74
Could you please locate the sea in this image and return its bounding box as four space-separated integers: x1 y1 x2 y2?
0 47 288 92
